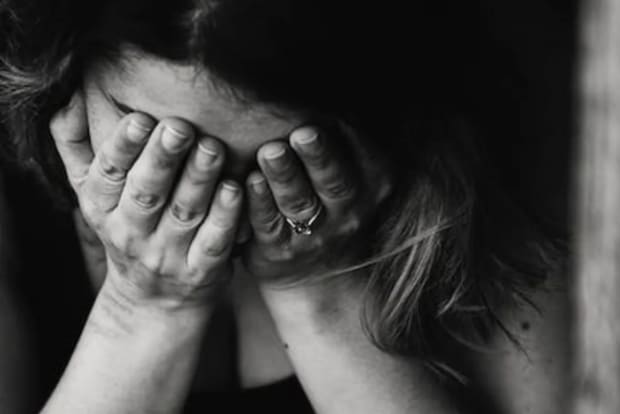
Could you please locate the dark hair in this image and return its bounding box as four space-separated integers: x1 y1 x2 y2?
0 0 564 371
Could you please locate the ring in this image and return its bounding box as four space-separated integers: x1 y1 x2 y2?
285 204 323 236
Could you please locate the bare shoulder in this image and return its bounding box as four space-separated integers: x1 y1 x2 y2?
463 266 571 414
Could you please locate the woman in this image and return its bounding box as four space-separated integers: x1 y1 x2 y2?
0 0 569 412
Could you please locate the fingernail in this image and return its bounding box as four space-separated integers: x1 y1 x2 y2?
196 139 219 168
263 145 287 169
127 119 152 143
220 181 240 205
292 127 319 146
249 175 267 195
161 125 189 152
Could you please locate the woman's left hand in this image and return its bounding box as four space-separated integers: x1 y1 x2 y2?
242 125 391 284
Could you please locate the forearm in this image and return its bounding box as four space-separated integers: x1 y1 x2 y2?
42 278 212 414
259 276 459 414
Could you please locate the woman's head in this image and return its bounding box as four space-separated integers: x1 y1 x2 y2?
1 0 558 369
2 0 467 178
79 0 465 189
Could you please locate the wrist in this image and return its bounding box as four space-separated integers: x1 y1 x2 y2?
44 276 212 414
104 262 223 309
258 271 366 330
91 276 214 339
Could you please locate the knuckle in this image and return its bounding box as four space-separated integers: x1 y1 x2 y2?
107 230 127 252
125 175 164 211
322 179 355 200
270 163 298 185
255 217 286 245
303 144 331 169
281 194 317 215
108 228 143 261
252 203 281 232
96 152 126 182
140 250 166 275
185 164 219 186
169 202 204 227
210 212 236 232
107 228 136 255
261 214 282 235
79 191 118 223
82 176 117 212
81 178 113 212
68 169 89 189
128 188 162 211
200 233 231 258
257 208 280 228
151 151 178 170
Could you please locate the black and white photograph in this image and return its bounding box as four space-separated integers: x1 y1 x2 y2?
0 0 615 413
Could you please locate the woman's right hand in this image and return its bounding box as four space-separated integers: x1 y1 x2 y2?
49 91 243 311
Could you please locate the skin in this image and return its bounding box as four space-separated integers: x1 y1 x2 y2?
83 50 306 181
81 50 306 388
78 48 379 388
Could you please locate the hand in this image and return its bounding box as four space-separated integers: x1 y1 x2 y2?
242 124 392 284
50 92 243 310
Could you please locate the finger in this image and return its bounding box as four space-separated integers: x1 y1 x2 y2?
49 91 92 188
289 126 357 212
256 141 321 223
116 118 195 234
84 113 155 213
245 171 288 244
187 180 243 271
156 137 225 244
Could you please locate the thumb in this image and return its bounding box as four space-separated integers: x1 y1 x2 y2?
50 90 93 189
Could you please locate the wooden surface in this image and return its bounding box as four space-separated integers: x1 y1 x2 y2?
573 0 620 412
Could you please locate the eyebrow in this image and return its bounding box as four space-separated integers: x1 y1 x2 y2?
104 90 225 140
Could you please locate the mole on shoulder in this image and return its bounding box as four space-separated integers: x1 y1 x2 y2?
283 342 289 350
521 321 531 331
